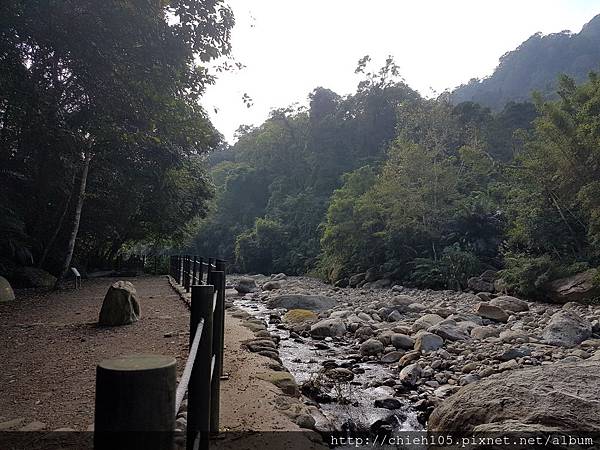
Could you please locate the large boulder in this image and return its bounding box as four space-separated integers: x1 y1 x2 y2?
268 294 336 311
489 295 529 313
414 332 444 352
98 281 141 326
428 361 600 433
412 313 444 332
0 276 16 302
261 280 281 291
545 269 600 303
541 310 592 347
234 277 259 294
11 267 56 288
473 302 509 323
428 319 470 341
359 338 384 356
282 309 318 324
310 318 346 338
348 273 366 288
467 276 494 293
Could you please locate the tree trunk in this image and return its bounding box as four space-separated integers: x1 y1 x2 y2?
54 151 92 288
38 172 77 268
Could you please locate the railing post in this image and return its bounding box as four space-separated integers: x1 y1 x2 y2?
198 257 204 284
188 285 214 450
206 258 214 285
209 271 225 434
184 256 191 293
94 355 176 450
192 257 198 285
178 255 183 285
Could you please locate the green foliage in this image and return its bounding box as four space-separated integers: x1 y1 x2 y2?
235 218 287 274
411 245 481 290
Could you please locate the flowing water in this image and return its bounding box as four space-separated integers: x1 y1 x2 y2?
233 295 423 438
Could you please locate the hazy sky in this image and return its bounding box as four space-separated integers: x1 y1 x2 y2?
202 0 600 143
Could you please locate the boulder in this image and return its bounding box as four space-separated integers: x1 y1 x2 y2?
467 277 494 292
390 333 415 350
473 302 509 322
428 319 470 341
470 326 500 340
334 278 349 288
235 277 259 294
545 269 600 303
261 280 281 291
348 273 366 288
414 332 444 352
381 351 404 363
542 310 592 347
98 281 141 326
489 295 529 313
364 267 381 282
374 398 402 410
12 267 56 288
370 278 392 289
428 361 600 433
268 294 336 311
0 276 16 302
360 338 384 356
271 273 287 281
412 313 444 332
398 363 421 386
310 319 346 338
480 270 498 283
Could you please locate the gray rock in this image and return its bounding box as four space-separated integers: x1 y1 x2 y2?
334 278 349 288
371 278 392 289
354 326 374 341
295 413 316 430
235 277 259 294
429 360 600 433
471 326 500 340
387 310 402 322
262 280 281 291
381 351 404 363
414 332 444 352
374 398 402 409
489 295 529 313
467 277 494 292
271 273 287 281
428 319 470 341
542 310 592 347
498 347 531 361
412 313 444 332
310 318 346 338
399 363 421 386
390 333 415 350
98 281 140 326
360 338 384 356
364 267 381 282
269 294 336 311
474 302 509 322
545 269 600 303
0 276 15 302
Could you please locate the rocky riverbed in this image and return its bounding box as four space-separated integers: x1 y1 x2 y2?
227 273 600 438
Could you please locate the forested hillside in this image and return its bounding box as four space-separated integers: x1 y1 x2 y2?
451 14 600 109
185 55 600 298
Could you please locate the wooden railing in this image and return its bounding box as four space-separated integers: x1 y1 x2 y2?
94 256 226 450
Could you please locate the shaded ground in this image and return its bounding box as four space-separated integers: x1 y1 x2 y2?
0 276 190 431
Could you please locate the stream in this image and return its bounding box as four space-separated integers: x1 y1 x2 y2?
233 295 424 439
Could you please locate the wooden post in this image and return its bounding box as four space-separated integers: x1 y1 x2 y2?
198 257 204 284
209 271 225 434
206 258 214 285
184 256 190 293
94 354 176 450
188 285 214 450
192 257 198 285
178 255 183 285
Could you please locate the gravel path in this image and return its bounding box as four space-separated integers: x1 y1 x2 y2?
0 276 190 431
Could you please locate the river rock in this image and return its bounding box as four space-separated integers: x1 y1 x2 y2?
428 360 600 433
471 326 500 340
360 338 384 356
390 333 415 350
271 273 287 281
235 277 259 294
542 310 592 347
489 295 529 313
374 398 402 410
354 326 374 341
381 351 404 363
412 313 444 332
0 276 15 302
399 363 421 386
283 309 318 324
310 318 346 338
262 280 281 291
387 310 402 321
98 281 140 326
545 269 600 303
428 319 470 341
268 294 336 311
12 267 56 288
467 276 494 292
474 302 509 322
414 332 444 352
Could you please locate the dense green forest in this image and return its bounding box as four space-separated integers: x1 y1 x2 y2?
191 55 600 297
451 14 600 109
0 0 233 285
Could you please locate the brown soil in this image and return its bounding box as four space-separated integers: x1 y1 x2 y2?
0 276 190 430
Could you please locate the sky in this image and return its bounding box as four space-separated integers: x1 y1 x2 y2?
201 0 600 143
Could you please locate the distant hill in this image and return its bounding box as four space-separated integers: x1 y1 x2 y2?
451 14 600 109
